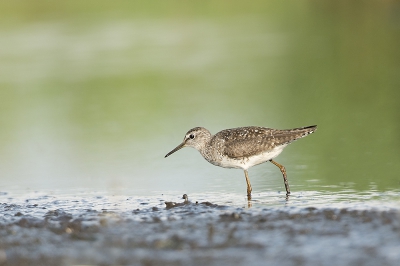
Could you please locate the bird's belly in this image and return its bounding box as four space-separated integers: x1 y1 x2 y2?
215 145 287 170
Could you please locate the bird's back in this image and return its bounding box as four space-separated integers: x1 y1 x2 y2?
211 125 317 159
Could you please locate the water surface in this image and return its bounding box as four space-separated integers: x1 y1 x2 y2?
1 1 400 265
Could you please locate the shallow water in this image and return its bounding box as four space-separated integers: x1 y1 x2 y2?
1 1 400 265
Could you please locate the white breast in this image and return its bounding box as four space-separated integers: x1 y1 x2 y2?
209 144 288 170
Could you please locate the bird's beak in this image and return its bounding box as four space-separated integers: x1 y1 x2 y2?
165 141 186 158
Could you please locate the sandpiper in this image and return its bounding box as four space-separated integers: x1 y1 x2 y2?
165 125 317 199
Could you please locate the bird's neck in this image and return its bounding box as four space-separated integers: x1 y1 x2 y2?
197 136 214 162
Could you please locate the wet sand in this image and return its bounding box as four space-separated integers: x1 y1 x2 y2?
1 192 400 266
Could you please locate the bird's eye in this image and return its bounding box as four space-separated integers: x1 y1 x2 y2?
189 134 195 139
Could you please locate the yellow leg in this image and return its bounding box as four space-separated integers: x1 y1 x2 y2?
270 159 290 195
244 170 252 200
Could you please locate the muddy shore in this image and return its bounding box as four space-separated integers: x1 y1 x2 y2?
1 193 399 266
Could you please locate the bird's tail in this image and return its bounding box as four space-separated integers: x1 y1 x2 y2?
289 125 317 139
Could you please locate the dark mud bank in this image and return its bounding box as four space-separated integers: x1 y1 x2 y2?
1 194 400 266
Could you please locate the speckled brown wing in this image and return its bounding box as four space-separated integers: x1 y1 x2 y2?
214 126 316 159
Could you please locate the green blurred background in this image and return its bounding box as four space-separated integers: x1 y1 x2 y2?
0 0 399 196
